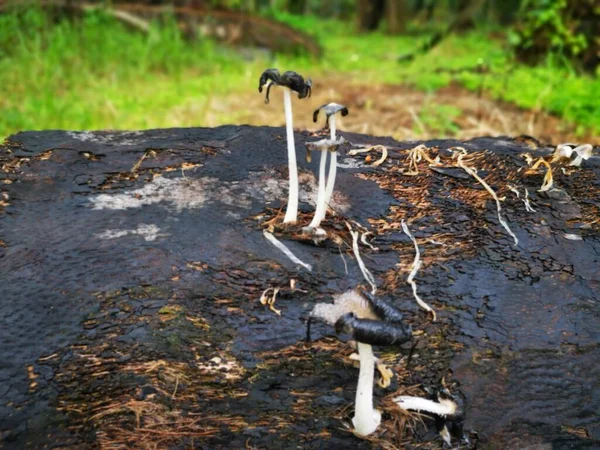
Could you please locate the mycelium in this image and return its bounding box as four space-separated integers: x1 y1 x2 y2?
259 68 312 224
307 289 412 437
395 387 467 447
306 103 349 229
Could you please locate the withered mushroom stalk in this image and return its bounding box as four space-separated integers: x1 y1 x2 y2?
259 69 312 223
308 103 349 229
395 387 467 447
307 289 412 436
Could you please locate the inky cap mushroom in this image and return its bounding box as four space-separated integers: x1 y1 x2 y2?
307 289 412 436
258 68 312 224
313 102 349 127
258 69 312 104
305 136 346 163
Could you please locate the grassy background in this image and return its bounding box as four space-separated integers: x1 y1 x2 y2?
0 7 598 140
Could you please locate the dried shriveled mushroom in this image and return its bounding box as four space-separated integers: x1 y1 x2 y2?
551 143 593 167
307 289 412 436
259 68 312 224
395 387 468 447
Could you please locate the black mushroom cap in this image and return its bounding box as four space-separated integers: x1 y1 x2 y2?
279 71 312 99
258 68 312 104
335 291 412 346
313 102 349 125
335 312 412 346
258 68 281 93
305 289 411 344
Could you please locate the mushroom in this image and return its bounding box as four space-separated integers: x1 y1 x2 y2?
303 136 347 235
551 143 593 166
309 103 349 226
307 289 412 436
395 387 467 447
259 69 313 224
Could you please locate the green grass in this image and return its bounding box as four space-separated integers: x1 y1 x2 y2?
272 12 600 135
0 7 598 139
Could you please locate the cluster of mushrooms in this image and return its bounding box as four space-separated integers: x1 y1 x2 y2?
258 69 467 445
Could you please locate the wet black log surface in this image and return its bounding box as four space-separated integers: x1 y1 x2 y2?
1 126 599 449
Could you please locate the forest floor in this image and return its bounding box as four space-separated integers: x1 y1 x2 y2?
2 126 599 449
1 8 599 143
203 76 595 145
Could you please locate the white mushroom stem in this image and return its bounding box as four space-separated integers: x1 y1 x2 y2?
282 88 298 224
323 115 338 209
394 396 457 417
308 150 328 228
352 342 382 436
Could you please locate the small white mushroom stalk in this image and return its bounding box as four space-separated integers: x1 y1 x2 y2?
353 342 382 436
308 149 328 230
304 135 345 233
307 103 349 231
282 88 298 223
323 114 338 209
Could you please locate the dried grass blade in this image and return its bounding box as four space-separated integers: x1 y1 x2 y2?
401 221 436 321
455 149 519 246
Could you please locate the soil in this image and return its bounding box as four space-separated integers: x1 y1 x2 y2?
0 126 599 449
212 77 599 145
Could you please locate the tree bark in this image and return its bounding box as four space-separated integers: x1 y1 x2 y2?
288 0 306 15
357 0 385 32
385 0 406 34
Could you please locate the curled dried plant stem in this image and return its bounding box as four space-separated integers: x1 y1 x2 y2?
401 220 436 321
360 232 378 251
259 287 281 315
507 184 536 213
346 222 377 294
339 247 348 275
405 144 441 175
131 149 156 173
453 148 519 246
523 189 535 213
348 145 388 167
530 157 554 192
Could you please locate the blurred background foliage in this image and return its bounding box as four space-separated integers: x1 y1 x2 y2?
0 0 598 142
